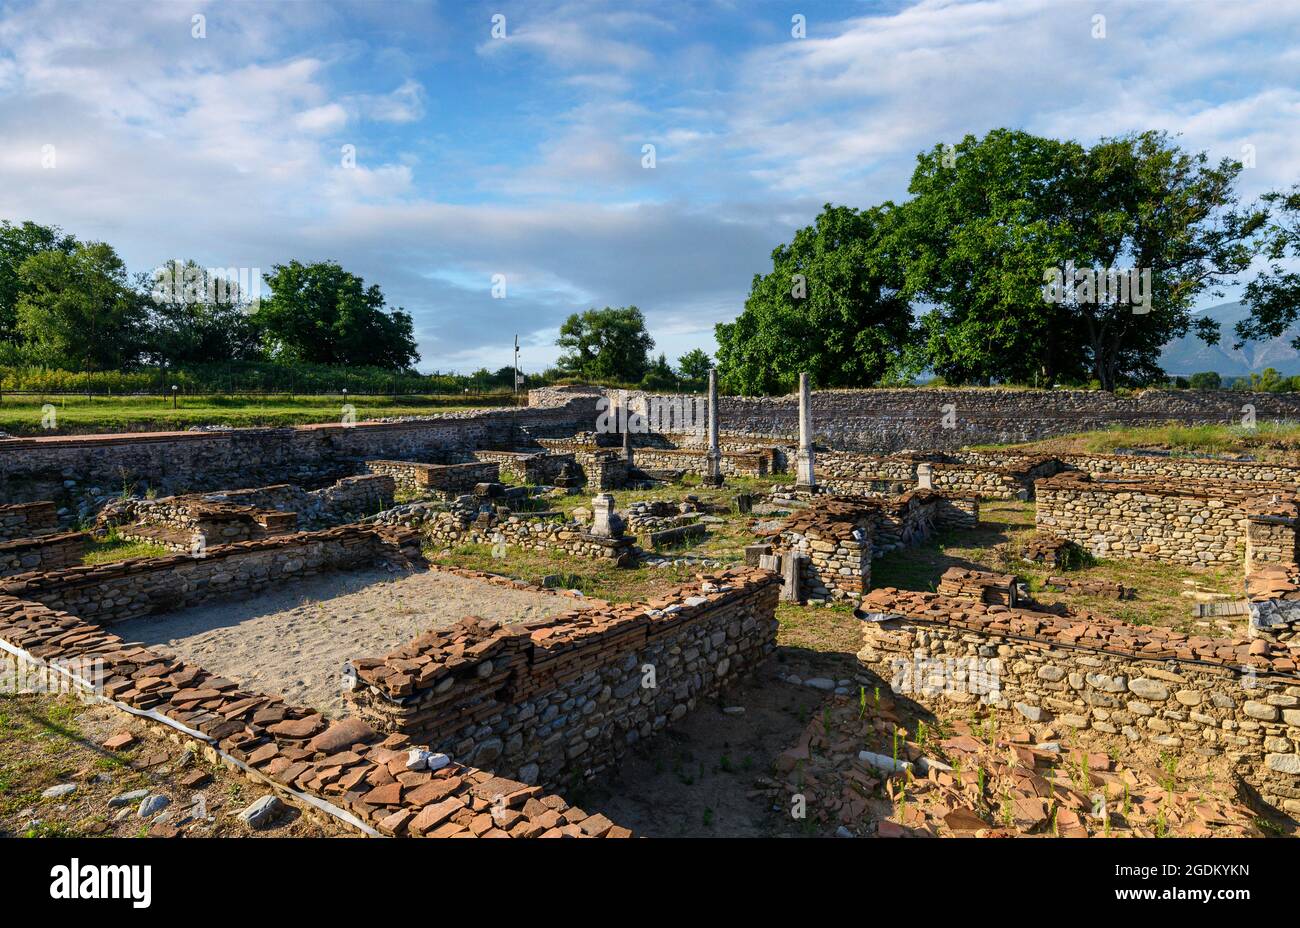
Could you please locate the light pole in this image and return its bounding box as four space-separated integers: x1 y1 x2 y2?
171 384 178 410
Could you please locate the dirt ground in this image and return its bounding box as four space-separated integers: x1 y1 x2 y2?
0 694 351 838
111 565 595 717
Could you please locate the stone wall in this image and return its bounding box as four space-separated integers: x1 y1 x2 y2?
1059 453 1300 486
0 531 90 578
535 385 1300 453
0 525 423 625
0 395 597 498
1035 473 1298 566
364 460 500 498
817 451 1050 500
0 580 628 838
0 501 58 541
760 490 978 602
856 587 1300 817
374 501 637 566
471 450 575 485
344 568 779 788
202 474 395 526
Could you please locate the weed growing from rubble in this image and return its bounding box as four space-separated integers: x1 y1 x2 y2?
859 686 867 719
1156 809 1167 837
1002 792 1014 829
1122 783 1131 814
976 767 985 796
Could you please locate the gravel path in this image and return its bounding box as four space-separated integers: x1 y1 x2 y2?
112 567 590 717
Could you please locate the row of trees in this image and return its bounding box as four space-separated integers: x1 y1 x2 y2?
0 221 420 374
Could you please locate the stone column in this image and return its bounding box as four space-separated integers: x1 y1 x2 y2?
703 368 723 486
796 372 816 489
621 397 634 469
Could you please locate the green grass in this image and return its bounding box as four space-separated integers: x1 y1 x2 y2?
971 421 1300 461
81 534 170 565
0 393 506 436
871 500 1242 632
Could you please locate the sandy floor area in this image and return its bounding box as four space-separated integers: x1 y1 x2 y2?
112 567 592 717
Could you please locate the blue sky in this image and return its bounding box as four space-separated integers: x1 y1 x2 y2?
1 0 1298 374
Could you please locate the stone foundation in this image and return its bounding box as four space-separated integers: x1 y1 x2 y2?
375 502 637 566
0 531 90 577
1035 472 1299 565
344 568 779 788
364 460 500 498
856 587 1300 817
0 501 59 541
0 525 423 625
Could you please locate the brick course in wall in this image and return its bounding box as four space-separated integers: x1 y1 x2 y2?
0 531 90 577
0 501 59 541
344 568 780 788
856 587 1300 817
0 525 424 624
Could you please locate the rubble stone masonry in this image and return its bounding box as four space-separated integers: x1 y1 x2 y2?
1034 472 1299 565
345 568 779 789
533 385 1300 453
363 459 500 498
0 501 59 541
0 395 598 497
0 531 90 578
0 525 423 625
857 588 1300 817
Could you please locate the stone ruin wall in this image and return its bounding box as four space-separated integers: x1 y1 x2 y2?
375 502 636 565
345 568 780 789
1035 473 1299 566
0 394 599 502
535 384 1300 453
0 531 90 577
0 525 423 626
363 460 500 498
856 588 1300 817
0 501 60 541
0 552 643 838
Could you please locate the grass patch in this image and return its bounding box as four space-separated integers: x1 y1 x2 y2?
971 421 1300 461
871 500 1241 633
0 393 502 436
81 532 170 565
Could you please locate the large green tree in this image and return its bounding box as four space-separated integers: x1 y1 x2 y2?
714 203 914 395
0 220 78 342
675 348 713 391
555 305 654 382
252 260 419 369
15 241 146 370
1236 184 1300 350
899 129 1265 388
143 259 263 371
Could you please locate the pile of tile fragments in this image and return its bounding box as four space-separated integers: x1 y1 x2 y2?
758 693 1262 837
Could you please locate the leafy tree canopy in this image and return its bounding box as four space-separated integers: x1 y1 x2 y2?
1237 184 1300 350
556 305 654 383
899 129 1265 389
675 348 713 391
714 203 915 395
15 241 146 371
0 220 78 341
252 260 419 370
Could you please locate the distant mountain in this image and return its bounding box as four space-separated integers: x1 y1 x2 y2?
1159 301 1300 376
